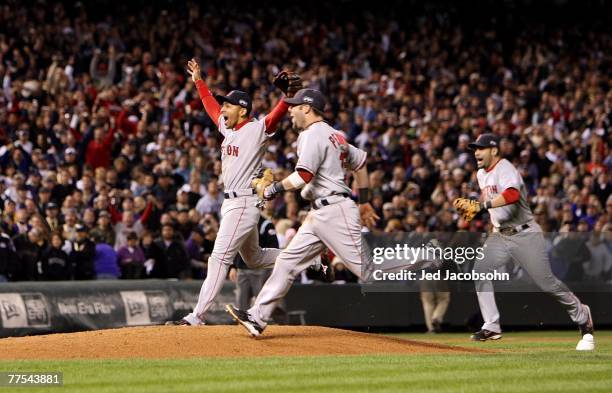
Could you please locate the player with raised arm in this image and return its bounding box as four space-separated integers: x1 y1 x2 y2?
166 60 315 326
226 89 379 336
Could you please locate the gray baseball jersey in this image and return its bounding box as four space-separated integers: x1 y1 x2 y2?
246 121 368 328
473 158 588 335
218 114 273 191
182 114 278 324
477 159 533 228
296 121 367 201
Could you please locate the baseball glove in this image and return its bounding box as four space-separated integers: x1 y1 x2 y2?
252 168 274 200
453 198 482 222
273 70 302 97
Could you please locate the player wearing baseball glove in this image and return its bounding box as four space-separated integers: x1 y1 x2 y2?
272 70 302 98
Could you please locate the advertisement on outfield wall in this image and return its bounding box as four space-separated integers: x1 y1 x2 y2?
0 280 235 338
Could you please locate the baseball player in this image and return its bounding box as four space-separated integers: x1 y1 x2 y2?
166 59 318 326
226 88 379 336
453 133 594 351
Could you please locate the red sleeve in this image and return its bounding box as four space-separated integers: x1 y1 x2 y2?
102 125 116 148
297 168 313 183
139 201 153 224
69 127 82 142
502 187 520 204
108 205 122 225
264 100 289 134
85 143 95 167
195 79 221 126
116 109 137 137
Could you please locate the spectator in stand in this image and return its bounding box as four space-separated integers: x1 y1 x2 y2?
42 232 71 281
85 126 116 170
62 209 79 242
92 233 120 280
111 196 154 250
583 220 612 281
44 202 62 232
155 223 190 279
70 225 96 280
330 257 359 284
141 230 165 278
13 227 47 281
0 228 18 281
185 226 211 279
195 176 223 216
90 211 116 246
117 231 145 279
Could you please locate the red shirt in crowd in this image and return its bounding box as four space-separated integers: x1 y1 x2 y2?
85 126 115 169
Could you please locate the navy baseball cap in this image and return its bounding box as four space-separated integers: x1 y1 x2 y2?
284 89 326 112
215 90 252 114
468 133 500 150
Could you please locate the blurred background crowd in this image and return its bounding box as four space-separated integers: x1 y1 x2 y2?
0 0 609 284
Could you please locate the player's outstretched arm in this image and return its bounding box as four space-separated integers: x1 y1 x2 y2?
260 170 310 200
453 187 520 222
488 188 520 208
263 71 303 134
187 58 221 127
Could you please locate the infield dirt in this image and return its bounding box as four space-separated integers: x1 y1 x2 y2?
0 326 485 359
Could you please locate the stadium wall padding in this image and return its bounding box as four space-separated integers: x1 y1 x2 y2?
0 281 610 337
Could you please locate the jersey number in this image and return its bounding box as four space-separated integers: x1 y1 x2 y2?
329 133 349 169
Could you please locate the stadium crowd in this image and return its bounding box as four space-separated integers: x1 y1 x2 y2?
0 0 610 283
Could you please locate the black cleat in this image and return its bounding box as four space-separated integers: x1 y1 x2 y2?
432 319 442 333
579 304 594 336
226 305 264 337
470 329 502 341
165 319 192 326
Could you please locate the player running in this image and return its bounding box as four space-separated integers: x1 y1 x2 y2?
166 60 318 326
453 133 594 351
226 88 379 336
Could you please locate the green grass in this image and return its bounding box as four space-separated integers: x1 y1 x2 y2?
1 331 611 393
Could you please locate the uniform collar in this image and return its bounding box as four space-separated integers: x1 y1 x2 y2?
303 120 326 131
233 117 253 131
485 158 502 173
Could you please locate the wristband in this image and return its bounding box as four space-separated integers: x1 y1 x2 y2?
286 171 306 188
271 181 285 194
358 188 369 204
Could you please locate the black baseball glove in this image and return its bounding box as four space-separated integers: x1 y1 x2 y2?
273 70 302 97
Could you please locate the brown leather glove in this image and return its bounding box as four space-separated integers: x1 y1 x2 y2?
273 70 302 97
252 169 274 200
453 198 482 222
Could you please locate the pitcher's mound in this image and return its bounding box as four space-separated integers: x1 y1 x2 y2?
0 326 481 360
